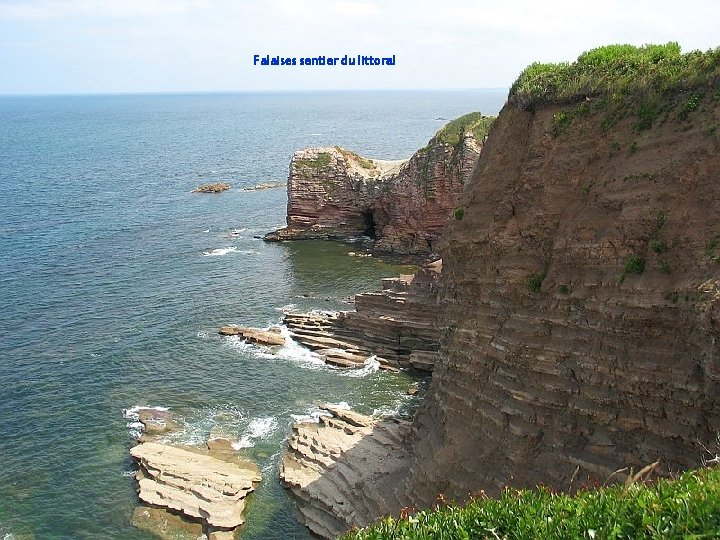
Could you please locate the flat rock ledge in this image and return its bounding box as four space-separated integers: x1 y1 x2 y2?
218 325 286 347
193 182 230 193
130 442 261 535
280 405 411 539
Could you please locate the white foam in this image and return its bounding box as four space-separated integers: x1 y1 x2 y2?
122 405 170 440
277 304 297 313
339 355 380 378
227 228 246 237
203 246 238 257
232 417 279 449
290 401 351 424
197 330 209 338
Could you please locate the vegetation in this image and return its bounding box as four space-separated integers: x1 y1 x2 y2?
295 152 332 170
557 284 569 295
650 240 668 254
527 272 546 293
342 466 720 540
431 112 496 147
624 255 646 275
453 207 465 220
335 147 379 173
659 260 671 274
510 43 720 109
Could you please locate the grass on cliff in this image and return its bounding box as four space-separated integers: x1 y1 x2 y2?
342 465 720 540
510 42 720 109
430 112 496 146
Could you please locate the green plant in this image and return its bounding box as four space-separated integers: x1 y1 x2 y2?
510 42 720 110
629 141 638 154
665 290 680 303
678 92 702 120
453 207 464 220
624 255 646 275
580 184 592 194
342 465 720 540
659 260 671 274
657 212 668 228
609 140 621 152
635 104 656 130
527 272 546 293
296 152 332 170
552 110 573 136
651 239 668 253
557 284 569 295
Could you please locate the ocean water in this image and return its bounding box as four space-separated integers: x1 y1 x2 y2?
0 90 506 539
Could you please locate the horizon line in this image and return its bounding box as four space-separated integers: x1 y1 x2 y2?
0 87 509 98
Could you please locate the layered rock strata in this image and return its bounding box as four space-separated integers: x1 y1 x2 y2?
284 261 442 371
279 87 720 538
265 113 491 257
403 93 720 506
280 405 411 539
131 442 261 535
218 325 286 347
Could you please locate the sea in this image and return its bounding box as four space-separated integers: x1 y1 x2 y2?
0 90 506 539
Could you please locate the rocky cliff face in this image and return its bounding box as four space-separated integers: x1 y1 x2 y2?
265 113 491 258
403 92 720 507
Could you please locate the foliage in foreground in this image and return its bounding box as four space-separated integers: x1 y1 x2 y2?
510 42 720 109
342 466 720 540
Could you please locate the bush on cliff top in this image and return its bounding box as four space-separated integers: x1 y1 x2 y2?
342 465 720 540
510 42 720 108
431 112 495 146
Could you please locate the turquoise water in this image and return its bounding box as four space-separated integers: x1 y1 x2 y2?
0 90 506 539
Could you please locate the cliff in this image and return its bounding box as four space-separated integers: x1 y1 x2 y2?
404 43 720 506
281 44 720 538
265 113 493 258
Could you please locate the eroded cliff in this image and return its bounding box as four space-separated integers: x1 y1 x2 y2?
405 71 720 507
265 113 493 258
281 44 720 538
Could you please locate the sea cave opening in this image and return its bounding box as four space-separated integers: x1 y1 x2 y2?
362 210 376 239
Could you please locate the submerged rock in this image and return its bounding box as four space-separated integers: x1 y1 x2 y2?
130 442 261 531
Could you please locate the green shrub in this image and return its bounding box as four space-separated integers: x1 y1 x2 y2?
431 112 496 147
453 207 464 220
629 141 638 154
624 255 646 275
343 466 720 540
659 260 671 274
509 43 720 110
651 240 668 253
557 284 570 295
527 272 546 292
678 92 702 120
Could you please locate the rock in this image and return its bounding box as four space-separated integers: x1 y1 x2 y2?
280 406 411 539
401 90 720 508
241 181 286 191
137 408 177 436
193 182 230 193
131 505 204 540
130 442 261 530
406 386 419 396
283 261 442 371
218 326 286 347
264 113 493 258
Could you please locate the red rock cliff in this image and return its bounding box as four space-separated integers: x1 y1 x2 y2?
265 113 492 258
403 90 720 507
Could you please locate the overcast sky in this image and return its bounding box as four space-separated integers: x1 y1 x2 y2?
1 0 719 94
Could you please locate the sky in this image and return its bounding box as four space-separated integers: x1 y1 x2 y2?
0 0 719 94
